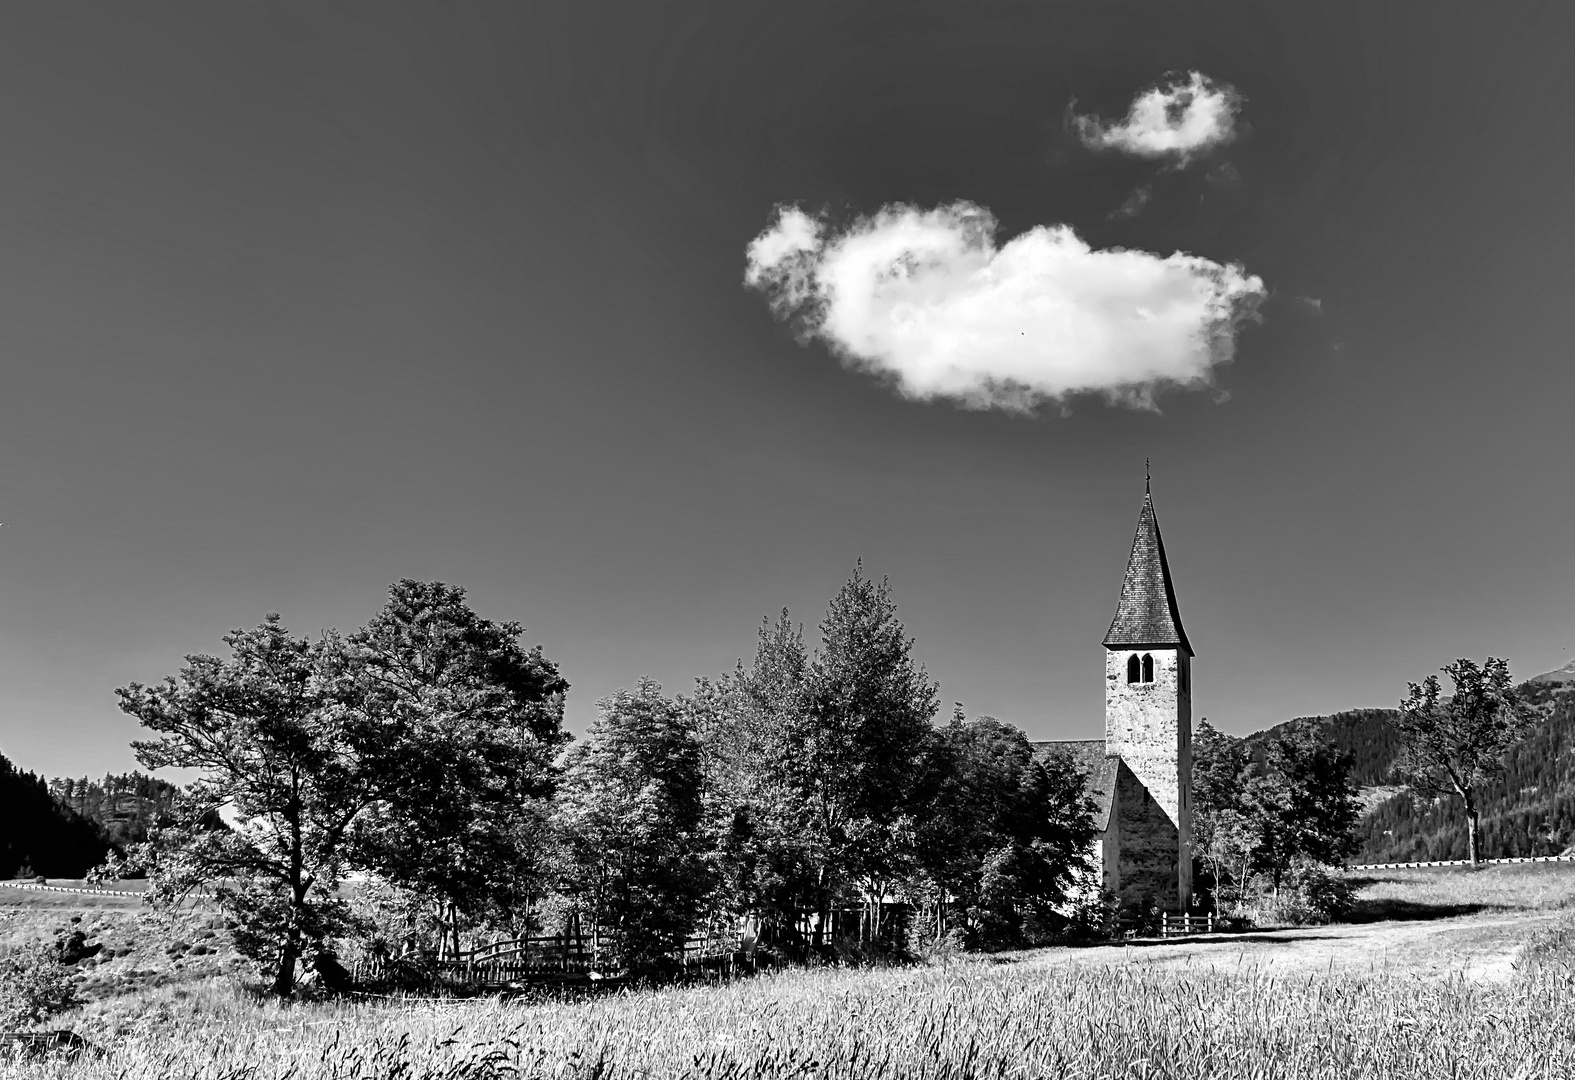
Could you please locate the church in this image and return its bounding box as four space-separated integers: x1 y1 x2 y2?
1035 482 1195 912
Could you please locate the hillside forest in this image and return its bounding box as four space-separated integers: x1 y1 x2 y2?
1245 683 1575 863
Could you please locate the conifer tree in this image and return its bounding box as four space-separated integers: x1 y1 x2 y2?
798 564 938 944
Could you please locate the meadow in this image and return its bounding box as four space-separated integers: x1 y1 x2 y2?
3 867 1573 1080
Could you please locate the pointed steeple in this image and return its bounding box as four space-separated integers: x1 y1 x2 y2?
1103 482 1193 655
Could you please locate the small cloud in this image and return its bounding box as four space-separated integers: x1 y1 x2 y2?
1074 72 1241 166
1296 295 1323 313
1205 161 1243 187
744 202 1267 414
1109 185 1153 220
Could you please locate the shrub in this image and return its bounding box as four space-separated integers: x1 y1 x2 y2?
0 941 81 1029
1231 862 1355 927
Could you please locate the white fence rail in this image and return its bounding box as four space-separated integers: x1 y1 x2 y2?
0 881 145 895
1354 854 1575 870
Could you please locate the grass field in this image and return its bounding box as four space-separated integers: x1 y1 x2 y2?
3 865 1574 1079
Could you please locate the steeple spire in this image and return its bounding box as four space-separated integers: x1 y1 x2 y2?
1103 479 1192 655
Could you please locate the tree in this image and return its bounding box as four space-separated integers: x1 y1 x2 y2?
118 583 568 997
797 565 938 945
554 678 710 978
1191 722 1358 906
1245 732 1359 891
1190 720 1249 903
914 712 1097 948
695 611 821 952
120 616 363 997
339 580 569 953
1392 657 1540 865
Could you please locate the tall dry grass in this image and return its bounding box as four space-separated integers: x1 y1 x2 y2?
9 957 1574 1079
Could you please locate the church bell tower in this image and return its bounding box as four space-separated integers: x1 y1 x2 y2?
1102 479 1194 909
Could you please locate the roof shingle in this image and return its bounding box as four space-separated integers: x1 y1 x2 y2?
1102 489 1193 654
1033 739 1116 832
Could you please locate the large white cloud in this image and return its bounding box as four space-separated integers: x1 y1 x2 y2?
1074 72 1240 164
744 202 1265 412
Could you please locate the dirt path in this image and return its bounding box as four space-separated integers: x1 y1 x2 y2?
1021 911 1559 982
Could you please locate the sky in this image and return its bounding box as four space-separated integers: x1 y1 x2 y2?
1 1 1572 780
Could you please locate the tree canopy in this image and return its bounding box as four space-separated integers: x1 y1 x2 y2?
553 678 709 978
1392 657 1540 865
117 582 568 996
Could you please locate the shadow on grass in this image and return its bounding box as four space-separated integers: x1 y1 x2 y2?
1059 933 1338 950
1341 899 1490 924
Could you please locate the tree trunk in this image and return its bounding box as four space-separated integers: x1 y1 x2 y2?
272 933 300 997
1464 790 1481 867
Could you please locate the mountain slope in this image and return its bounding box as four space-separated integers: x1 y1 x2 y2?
0 751 108 877
1235 687 1575 863
1240 708 1405 786
1532 659 1575 685
1354 683 1575 862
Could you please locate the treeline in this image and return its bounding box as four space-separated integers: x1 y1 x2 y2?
1356 684 1575 862
49 772 181 849
1242 686 1575 864
118 572 1100 997
1192 721 1360 921
0 761 182 879
1242 709 1406 786
0 754 106 878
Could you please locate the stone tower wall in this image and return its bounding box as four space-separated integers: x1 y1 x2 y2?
1105 647 1193 907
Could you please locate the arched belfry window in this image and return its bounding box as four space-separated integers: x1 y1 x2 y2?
1126 654 1141 684
1141 653 1155 683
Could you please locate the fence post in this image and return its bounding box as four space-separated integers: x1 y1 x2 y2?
1161 912 1168 937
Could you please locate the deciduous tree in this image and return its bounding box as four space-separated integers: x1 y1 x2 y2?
120 616 365 996
1392 657 1539 866
914 712 1097 948
554 678 710 978
340 580 569 952
1246 732 1359 891
118 583 569 996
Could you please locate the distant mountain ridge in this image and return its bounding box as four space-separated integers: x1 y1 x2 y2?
1235 683 1575 863
1241 708 1405 787
1532 659 1575 685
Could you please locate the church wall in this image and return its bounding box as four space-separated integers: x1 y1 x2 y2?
1112 760 1182 910
1105 648 1193 908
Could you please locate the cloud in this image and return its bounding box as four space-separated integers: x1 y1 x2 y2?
1205 161 1242 187
1109 185 1152 219
744 202 1266 412
1074 72 1241 165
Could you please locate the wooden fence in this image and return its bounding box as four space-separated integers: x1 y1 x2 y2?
1158 912 1217 937
384 926 750 989
1091 910 1220 939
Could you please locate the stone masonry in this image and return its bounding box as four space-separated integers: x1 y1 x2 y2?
1033 482 1194 912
